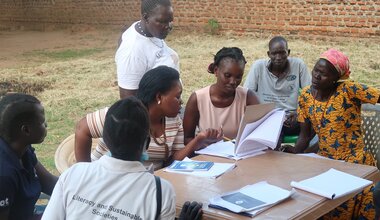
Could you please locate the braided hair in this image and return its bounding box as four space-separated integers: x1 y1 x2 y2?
103 97 150 161
207 47 247 74
0 93 41 142
141 0 171 15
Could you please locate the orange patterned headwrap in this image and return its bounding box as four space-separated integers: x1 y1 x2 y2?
320 48 350 81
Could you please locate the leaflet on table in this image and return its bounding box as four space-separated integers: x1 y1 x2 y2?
164 157 235 178
167 160 214 171
291 168 373 199
209 181 294 216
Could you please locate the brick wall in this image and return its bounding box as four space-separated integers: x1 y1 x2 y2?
0 0 379 38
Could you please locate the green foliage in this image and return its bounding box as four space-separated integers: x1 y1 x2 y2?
206 19 220 35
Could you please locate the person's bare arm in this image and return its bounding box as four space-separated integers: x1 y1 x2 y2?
119 87 137 99
284 120 313 153
172 129 222 161
35 162 58 195
74 117 92 162
283 112 297 128
246 89 260 106
183 93 199 145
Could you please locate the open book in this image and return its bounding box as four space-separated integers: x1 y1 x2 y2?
195 103 285 160
209 181 294 217
291 168 373 199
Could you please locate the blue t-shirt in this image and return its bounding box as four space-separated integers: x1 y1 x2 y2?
0 138 41 220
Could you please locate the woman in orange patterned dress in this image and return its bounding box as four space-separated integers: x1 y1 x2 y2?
284 48 380 219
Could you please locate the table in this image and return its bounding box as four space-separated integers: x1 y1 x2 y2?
155 151 380 219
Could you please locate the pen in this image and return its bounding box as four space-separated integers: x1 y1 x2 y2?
223 136 232 142
223 136 236 144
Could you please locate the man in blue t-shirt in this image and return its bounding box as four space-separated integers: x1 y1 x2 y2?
0 93 57 220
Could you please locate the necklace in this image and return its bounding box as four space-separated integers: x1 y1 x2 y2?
136 21 149 37
150 118 169 159
312 88 334 132
149 38 164 49
136 21 164 49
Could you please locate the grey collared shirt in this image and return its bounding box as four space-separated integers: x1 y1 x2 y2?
244 57 311 112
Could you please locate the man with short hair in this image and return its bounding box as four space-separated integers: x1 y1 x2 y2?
244 36 311 136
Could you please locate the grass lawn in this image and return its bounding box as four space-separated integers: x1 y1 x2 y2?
0 29 379 174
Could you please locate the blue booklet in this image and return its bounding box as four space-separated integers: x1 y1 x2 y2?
168 160 214 171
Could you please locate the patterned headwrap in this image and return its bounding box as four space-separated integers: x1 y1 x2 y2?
320 48 350 81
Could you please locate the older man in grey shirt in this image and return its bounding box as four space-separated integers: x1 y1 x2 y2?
244 36 311 136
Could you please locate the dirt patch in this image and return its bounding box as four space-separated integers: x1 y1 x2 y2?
0 29 119 68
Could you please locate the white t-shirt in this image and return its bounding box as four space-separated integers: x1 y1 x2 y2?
115 21 180 90
42 156 176 220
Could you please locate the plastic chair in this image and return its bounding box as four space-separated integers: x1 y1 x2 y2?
283 135 298 144
54 134 99 173
361 103 380 169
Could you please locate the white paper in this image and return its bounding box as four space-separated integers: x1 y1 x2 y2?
195 141 239 159
209 181 294 213
290 168 373 199
236 110 285 153
296 153 331 160
195 108 285 160
195 140 265 160
164 157 236 178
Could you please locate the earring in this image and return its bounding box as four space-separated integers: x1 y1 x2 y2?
158 100 161 105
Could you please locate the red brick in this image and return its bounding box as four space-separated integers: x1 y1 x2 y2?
0 0 378 38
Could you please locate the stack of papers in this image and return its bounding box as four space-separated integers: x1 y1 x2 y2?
209 181 294 217
164 158 235 178
291 168 373 199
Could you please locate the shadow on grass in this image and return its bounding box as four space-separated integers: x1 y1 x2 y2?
23 48 104 60
0 79 51 96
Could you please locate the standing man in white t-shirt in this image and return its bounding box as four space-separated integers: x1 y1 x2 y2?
116 0 179 99
244 36 311 137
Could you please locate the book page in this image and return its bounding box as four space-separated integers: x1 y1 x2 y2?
236 110 285 155
290 168 373 199
238 108 280 146
195 141 236 159
235 103 275 145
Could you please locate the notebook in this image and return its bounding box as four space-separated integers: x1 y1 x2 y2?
290 168 373 199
